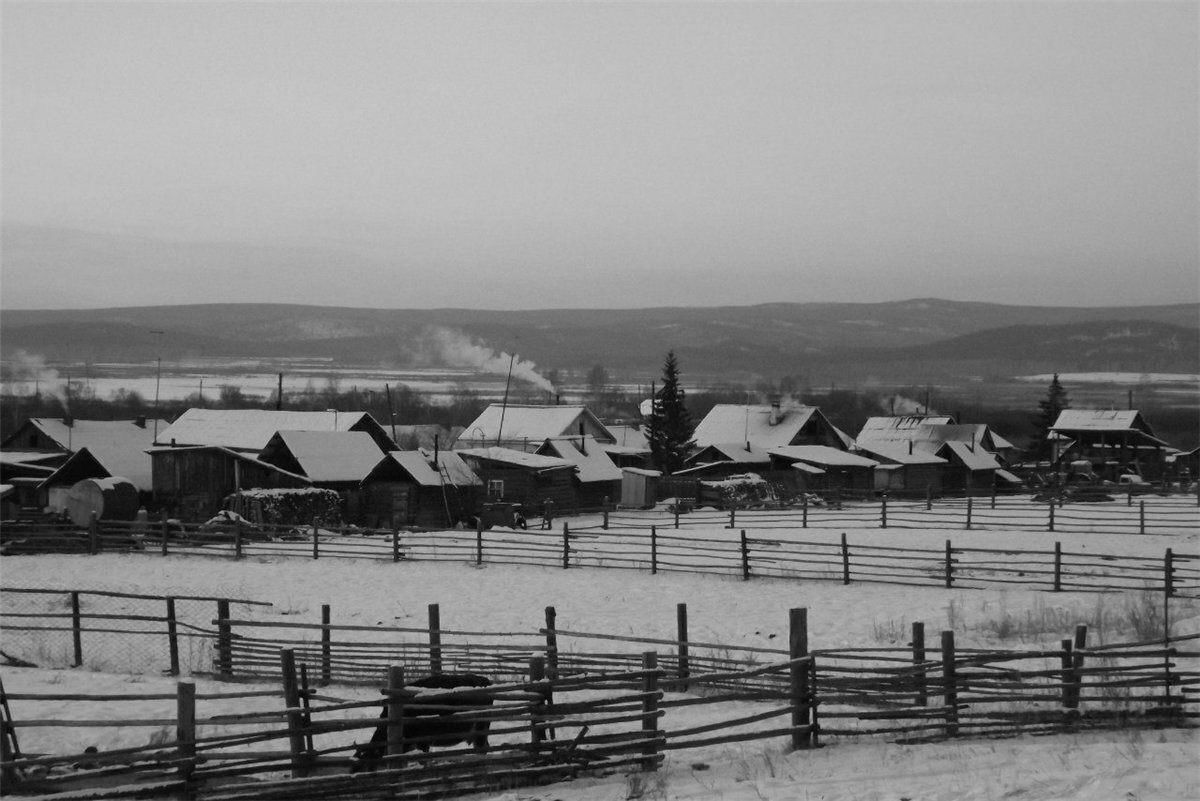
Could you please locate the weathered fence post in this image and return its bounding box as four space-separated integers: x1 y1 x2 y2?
562 522 570 569
1127 488 1133 507
392 522 401 562
1060 638 1076 727
88 513 100 555
676 603 689 691
279 649 309 777
529 656 548 746
911 621 927 707
1048 500 1055 532
801 492 808 528
841 532 851 585
175 679 196 783
386 665 406 766
234 523 243 559
161 509 169 556
215 599 233 679
965 495 973 530
789 607 811 750
476 517 484 565
311 518 319 559
941 631 958 738
990 483 996 509
543 499 554 530
674 506 680 529
544 606 559 680
166 597 180 676
880 494 887 528
1164 548 1175 598
640 651 660 771
603 497 610 529
320 604 332 686
70 591 83 667
650 525 658 575
740 529 750 581
944 540 954 588
1071 624 1088 711
427 603 442 675
926 485 933 511
729 508 736 529
1053 541 1063 592
1139 501 1146 536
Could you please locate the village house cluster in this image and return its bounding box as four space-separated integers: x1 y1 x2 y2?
1 400 1194 528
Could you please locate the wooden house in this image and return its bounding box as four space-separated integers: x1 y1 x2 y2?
360 449 482 529
1049 410 1171 480
454 404 616 453
256 431 388 521
766 446 879 493
1 417 166 494
456 446 576 513
149 445 310 521
156 408 396 453
536 436 623 510
855 445 947 495
934 441 1004 492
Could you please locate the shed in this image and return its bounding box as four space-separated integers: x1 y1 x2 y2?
148 444 310 521
854 445 947 495
767 445 879 492
935 441 1002 492
537 436 623 510
361 449 482 529
620 467 662 509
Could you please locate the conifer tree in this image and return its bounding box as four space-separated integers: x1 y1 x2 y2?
646 350 694 473
1031 373 1070 461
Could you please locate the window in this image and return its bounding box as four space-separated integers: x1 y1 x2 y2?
487 479 504 499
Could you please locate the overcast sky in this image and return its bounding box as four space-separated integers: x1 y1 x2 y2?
2 1 1197 310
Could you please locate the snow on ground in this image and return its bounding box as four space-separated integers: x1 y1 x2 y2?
2 501 1198 799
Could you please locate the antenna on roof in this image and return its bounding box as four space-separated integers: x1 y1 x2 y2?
496 352 516 446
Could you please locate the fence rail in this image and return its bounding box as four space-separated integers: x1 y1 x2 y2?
3 601 1195 800
5 502 1195 598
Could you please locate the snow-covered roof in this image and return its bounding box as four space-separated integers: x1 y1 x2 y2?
690 443 772 465
856 420 1009 456
939 441 1002 471
0 450 65 466
262 431 384 483
455 405 615 449
854 445 948 466
1051 410 1149 434
10 419 166 488
145 444 312 484
606 424 650 451
691 405 824 449
538 437 623 484
384 450 482 488
157 409 383 452
791 462 827 475
769 445 878 468
858 416 953 436
456 447 574 471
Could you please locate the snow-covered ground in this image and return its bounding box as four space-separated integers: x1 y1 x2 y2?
3 506 1198 799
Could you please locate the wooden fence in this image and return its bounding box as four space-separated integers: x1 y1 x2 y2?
3 603 1194 800
4 506 1195 599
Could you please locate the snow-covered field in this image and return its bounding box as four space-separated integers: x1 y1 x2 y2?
3 507 1198 800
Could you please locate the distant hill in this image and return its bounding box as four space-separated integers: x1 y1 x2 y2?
2 300 1197 382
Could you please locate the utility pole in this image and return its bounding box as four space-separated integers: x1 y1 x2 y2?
151 330 164 443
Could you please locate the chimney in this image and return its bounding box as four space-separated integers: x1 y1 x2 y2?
434 434 439 465
62 415 73 428
579 422 586 454
908 441 913 455
769 399 782 426
134 416 147 429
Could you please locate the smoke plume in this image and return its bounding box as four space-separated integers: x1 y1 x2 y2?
2 350 62 398
417 327 555 394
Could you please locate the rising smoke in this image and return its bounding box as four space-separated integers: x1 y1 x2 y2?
1 350 62 397
415 327 555 394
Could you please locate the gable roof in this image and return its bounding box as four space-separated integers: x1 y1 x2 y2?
260 431 385 483
537 437 623 483
157 409 389 452
4 418 165 489
455 404 615 449
1051 409 1151 434
691 405 831 450
37 448 111 490
377 449 482 488
605 424 650 451
856 419 1009 455
687 442 772 465
145 444 313 484
855 445 948 466
938 441 1002 471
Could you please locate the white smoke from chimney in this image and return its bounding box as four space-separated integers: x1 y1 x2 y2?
2 350 62 398
883 395 930 415
418 327 555 394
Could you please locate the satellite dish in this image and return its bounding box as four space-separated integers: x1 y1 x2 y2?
639 399 654 416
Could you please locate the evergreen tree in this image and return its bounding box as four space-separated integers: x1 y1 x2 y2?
1031 373 1070 460
646 351 694 473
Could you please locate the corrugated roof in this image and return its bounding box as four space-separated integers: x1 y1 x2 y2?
538 437 623 483
856 420 1008 455
456 447 574 471
1051 410 1142 433
691 405 820 449
265 431 384 483
158 409 377 452
769 445 879 468
22 418 166 489
455 405 615 448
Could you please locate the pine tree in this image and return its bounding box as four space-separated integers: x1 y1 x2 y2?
646 350 694 473
1031 373 1070 461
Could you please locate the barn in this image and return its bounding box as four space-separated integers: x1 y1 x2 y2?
148 444 310 521
854 445 947 496
1049 409 1172 481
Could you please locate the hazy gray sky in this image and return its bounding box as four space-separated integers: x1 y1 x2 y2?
2 1 1197 309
